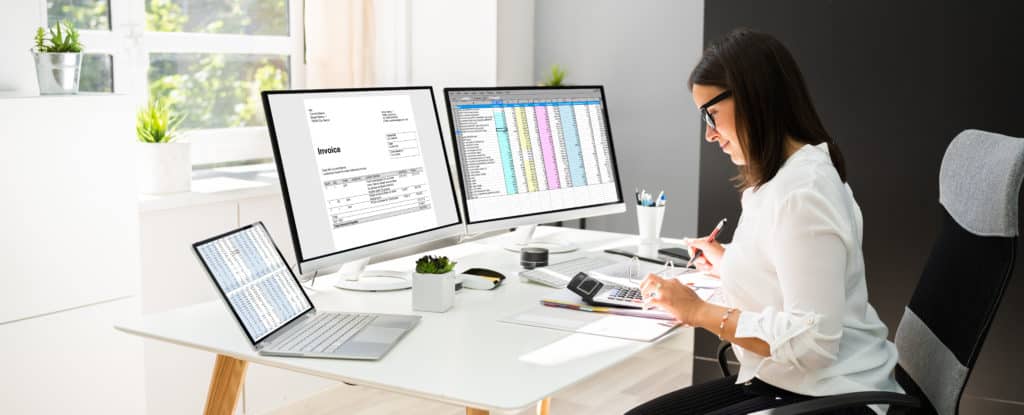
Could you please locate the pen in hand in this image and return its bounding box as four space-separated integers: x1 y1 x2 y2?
685 218 728 269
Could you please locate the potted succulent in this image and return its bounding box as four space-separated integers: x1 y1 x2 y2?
136 99 191 194
542 64 567 87
32 21 84 95
412 255 457 313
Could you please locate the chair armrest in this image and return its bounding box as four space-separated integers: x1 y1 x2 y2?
750 391 921 415
717 341 733 377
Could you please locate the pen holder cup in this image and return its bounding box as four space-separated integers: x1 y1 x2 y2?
636 205 665 244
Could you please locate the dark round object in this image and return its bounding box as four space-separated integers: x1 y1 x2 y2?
520 247 549 270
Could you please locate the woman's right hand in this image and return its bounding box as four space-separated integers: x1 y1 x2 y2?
685 237 725 276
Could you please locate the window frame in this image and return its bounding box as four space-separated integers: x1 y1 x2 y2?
44 0 306 166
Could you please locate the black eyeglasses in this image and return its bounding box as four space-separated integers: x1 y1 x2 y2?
700 90 732 131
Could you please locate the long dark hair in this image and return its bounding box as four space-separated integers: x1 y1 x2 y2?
689 28 847 190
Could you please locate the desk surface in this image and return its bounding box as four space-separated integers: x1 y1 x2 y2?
116 226 693 411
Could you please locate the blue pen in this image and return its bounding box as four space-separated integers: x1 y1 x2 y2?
657 191 666 206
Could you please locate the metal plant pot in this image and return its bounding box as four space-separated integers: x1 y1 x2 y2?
32 51 82 95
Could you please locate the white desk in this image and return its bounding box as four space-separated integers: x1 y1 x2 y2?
115 226 694 414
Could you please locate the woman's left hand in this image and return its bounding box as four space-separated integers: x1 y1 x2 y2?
640 273 706 325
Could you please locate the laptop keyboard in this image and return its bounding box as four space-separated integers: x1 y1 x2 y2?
273 313 375 353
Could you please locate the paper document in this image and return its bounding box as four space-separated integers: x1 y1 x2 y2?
501 306 679 342
303 94 439 251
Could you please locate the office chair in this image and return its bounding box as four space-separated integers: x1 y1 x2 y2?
715 129 1024 414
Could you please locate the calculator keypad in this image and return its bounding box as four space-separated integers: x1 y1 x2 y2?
608 287 643 303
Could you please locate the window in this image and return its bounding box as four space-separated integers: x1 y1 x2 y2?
80 53 114 92
47 0 111 30
45 0 306 166
149 53 289 129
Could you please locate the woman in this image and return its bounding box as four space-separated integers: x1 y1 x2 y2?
628 29 903 414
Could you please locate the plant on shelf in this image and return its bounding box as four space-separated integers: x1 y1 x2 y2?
135 98 191 194
415 255 457 275
543 64 567 87
33 21 83 53
31 21 85 94
136 99 185 143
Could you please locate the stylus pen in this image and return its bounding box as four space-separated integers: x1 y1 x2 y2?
686 218 728 268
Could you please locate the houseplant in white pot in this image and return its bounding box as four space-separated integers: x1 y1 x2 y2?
32 21 84 95
412 255 457 313
136 99 191 194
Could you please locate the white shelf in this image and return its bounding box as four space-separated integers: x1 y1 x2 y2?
138 162 282 213
0 92 127 100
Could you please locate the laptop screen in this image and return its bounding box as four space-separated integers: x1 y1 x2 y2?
193 223 313 344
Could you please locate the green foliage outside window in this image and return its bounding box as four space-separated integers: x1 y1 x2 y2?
48 0 110 31
51 0 291 129
147 0 290 129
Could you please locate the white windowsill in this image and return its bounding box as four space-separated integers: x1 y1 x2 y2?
137 162 282 213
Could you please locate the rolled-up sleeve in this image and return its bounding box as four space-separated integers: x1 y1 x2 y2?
733 189 846 371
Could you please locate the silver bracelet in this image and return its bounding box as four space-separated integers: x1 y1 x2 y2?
718 308 737 340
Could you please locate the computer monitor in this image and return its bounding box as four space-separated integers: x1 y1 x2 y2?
262 87 463 291
444 86 625 252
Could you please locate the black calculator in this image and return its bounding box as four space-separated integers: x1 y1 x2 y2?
567 272 644 309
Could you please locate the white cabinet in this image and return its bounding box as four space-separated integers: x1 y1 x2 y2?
0 94 140 324
0 297 146 414
140 190 336 414
139 201 237 314
0 94 145 414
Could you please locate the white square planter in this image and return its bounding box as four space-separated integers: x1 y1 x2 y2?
412 272 455 313
137 142 191 194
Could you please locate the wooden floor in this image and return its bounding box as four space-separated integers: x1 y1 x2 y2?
264 332 694 415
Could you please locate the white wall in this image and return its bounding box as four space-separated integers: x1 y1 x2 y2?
496 0 535 86
534 0 705 238
0 94 145 413
0 1 43 94
409 0 498 88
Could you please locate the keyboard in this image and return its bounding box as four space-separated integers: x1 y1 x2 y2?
520 256 618 288
272 313 375 353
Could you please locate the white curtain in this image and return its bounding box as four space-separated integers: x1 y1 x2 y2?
304 0 376 88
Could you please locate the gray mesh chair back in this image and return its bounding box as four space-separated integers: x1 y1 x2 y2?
894 129 1024 415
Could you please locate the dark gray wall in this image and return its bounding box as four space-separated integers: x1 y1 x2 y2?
696 1 1024 413
533 0 704 237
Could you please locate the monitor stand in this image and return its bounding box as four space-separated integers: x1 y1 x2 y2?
503 225 578 253
333 257 412 291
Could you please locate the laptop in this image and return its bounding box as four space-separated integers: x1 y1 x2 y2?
193 222 420 360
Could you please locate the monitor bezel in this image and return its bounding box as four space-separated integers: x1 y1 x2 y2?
443 86 626 231
261 87 464 275
191 221 315 346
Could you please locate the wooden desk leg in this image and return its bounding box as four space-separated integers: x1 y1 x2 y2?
204 354 249 415
466 396 549 415
537 397 551 415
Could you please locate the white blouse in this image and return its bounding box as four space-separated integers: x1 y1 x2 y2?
718 143 903 414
